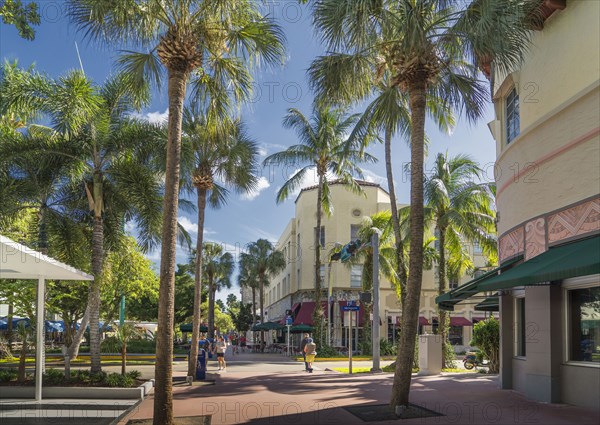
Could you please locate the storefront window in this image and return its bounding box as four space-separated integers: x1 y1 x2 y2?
569 286 600 363
350 264 363 288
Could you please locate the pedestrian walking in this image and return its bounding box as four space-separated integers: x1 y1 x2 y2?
299 333 311 371
214 336 229 370
240 335 247 353
304 338 317 373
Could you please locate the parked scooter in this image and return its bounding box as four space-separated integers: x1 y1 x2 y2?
463 351 489 369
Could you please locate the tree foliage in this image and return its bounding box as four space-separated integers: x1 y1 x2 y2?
470 317 500 373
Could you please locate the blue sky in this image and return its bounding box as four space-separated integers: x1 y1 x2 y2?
1 2 497 303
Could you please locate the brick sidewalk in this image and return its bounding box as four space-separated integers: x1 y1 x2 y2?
119 369 599 425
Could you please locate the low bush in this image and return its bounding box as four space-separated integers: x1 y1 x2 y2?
379 338 397 356
0 368 18 382
43 369 65 385
104 373 134 388
126 370 142 380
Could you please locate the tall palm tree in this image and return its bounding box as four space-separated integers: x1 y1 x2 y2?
181 104 259 378
0 67 165 372
243 239 286 351
263 107 376 345
238 253 259 331
201 243 234 340
66 4 284 419
310 0 534 409
424 152 496 367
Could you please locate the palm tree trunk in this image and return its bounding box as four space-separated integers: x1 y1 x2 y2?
208 277 215 339
384 125 407 308
154 68 188 425
313 173 324 345
251 287 257 326
67 306 89 359
121 340 126 376
188 188 207 378
390 81 427 410
7 304 13 343
259 276 264 351
89 211 104 374
17 339 28 383
437 225 449 368
38 205 48 255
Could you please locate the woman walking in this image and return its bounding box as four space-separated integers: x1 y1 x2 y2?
214 336 229 370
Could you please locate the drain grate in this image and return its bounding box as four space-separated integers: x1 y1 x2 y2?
344 403 444 422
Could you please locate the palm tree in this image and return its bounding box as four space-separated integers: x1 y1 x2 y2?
181 104 259 378
310 0 534 409
202 243 234 340
238 253 259 340
0 67 165 372
263 107 376 345
243 239 286 351
424 152 496 367
66 4 285 419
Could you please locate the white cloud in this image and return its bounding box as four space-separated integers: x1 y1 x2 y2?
124 221 136 234
141 109 168 124
241 176 270 201
178 216 198 234
362 169 388 186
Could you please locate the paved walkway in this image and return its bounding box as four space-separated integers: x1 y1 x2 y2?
119 350 600 425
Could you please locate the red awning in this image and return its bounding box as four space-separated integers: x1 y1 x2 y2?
394 316 429 326
293 302 315 325
450 317 473 326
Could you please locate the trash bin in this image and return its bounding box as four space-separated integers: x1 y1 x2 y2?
196 348 207 380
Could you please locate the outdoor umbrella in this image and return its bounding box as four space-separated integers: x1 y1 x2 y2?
179 323 209 333
285 324 313 333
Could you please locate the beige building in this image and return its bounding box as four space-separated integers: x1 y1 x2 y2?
264 181 489 351
438 0 599 410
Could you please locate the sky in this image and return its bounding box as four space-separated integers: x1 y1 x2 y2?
1 2 498 304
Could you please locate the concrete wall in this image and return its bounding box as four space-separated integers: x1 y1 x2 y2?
561 365 600 410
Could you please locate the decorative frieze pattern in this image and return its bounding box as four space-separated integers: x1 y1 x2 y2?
499 197 600 263
525 217 547 260
547 199 600 243
499 227 524 263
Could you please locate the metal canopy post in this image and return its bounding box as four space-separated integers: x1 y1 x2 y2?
35 276 45 402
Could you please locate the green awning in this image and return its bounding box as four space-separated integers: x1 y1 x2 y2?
479 236 600 291
436 256 521 311
179 323 208 333
252 321 284 331
283 324 313 333
474 296 499 312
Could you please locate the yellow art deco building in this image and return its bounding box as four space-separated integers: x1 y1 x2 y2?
260 181 489 352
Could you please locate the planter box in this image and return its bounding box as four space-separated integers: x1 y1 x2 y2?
0 381 153 400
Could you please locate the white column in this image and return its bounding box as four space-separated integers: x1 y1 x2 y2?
35 276 45 402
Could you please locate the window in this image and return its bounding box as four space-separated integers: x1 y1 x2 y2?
277 282 281 300
449 326 463 345
351 264 363 288
473 241 482 254
350 224 361 241
515 297 526 356
506 88 520 144
297 268 301 289
297 234 301 257
434 229 440 250
320 265 325 281
314 226 325 247
449 280 459 290
568 286 600 363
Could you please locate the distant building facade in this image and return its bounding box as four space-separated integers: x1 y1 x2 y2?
263 181 489 351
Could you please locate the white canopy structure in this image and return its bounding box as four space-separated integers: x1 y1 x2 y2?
0 235 93 401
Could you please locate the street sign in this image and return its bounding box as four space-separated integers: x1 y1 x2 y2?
285 316 293 325
341 305 359 311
